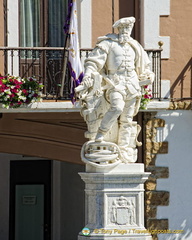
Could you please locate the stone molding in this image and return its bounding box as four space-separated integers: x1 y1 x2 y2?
169 101 192 110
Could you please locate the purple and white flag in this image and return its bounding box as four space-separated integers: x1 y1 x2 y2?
67 0 84 103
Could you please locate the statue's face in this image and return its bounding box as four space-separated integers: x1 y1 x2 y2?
118 24 133 37
118 24 134 43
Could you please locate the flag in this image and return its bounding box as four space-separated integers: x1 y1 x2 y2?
65 0 84 103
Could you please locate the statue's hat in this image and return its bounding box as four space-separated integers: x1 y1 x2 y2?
113 17 135 28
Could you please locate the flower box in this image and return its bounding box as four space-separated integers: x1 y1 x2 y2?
0 75 43 109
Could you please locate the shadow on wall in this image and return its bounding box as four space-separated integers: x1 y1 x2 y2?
159 220 192 240
170 57 192 100
155 110 192 240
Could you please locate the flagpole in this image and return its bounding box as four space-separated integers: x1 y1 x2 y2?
60 34 69 97
112 0 114 33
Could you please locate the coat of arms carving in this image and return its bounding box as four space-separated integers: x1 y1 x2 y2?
110 196 136 225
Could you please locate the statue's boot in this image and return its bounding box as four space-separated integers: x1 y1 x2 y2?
118 122 133 162
95 131 105 142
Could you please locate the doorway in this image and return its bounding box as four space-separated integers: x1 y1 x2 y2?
9 160 51 240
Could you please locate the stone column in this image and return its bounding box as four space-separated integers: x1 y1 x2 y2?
78 163 152 240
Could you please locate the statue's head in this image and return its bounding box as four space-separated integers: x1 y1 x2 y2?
113 17 135 43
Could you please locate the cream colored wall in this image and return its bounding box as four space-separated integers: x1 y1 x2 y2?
160 0 192 99
91 0 139 46
92 0 119 46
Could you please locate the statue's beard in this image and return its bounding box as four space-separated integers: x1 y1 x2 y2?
119 33 131 44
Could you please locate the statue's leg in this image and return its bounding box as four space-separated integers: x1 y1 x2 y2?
118 98 137 161
95 91 125 141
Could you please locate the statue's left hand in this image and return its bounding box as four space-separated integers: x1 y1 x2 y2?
139 71 155 86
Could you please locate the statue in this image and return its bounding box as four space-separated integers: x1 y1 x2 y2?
75 17 154 167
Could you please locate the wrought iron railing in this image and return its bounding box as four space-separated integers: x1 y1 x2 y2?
0 47 162 100
147 49 162 99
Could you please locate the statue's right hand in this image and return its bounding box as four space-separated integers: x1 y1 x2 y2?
74 75 93 95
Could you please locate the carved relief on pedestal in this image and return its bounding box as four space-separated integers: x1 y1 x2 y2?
108 196 136 226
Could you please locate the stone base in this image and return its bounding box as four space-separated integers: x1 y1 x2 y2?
86 162 145 173
78 163 152 240
78 234 152 240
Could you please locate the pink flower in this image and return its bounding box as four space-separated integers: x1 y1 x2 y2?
144 94 150 99
22 89 28 94
11 88 18 93
1 84 6 89
14 79 22 85
15 84 21 89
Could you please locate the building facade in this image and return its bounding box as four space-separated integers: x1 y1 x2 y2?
0 0 192 240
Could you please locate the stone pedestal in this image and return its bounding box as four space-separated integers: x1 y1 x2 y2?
78 163 152 240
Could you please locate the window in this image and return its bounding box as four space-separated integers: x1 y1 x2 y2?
19 0 68 47
20 0 40 47
18 0 69 97
48 0 67 47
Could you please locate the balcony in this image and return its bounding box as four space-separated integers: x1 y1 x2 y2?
0 47 166 112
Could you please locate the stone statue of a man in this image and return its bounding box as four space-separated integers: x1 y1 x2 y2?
76 17 154 164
